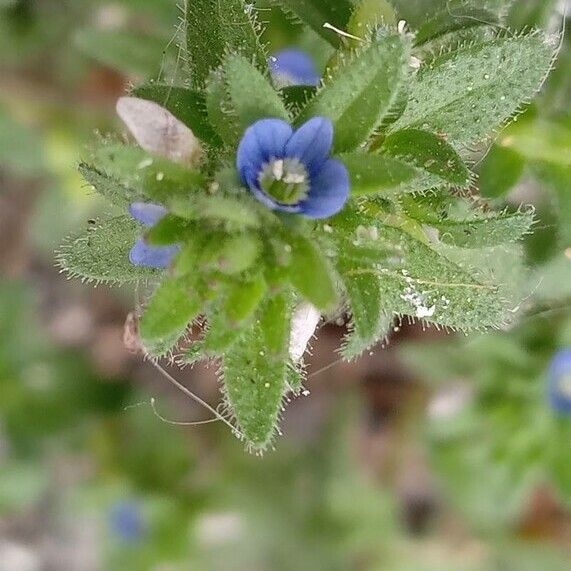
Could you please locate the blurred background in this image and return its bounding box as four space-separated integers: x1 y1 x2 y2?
0 1 570 569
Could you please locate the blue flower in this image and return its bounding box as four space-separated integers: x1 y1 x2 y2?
547 349 571 415
236 117 350 219
269 49 320 88
108 501 145 543
129 202 179 269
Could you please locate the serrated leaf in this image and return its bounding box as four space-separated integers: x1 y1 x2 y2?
279 86 317 113
340 152 443 196
382 129 471 186
297 33 409 152
274 0 354 46
223 54 290 132
56 216 157 284
185 0 266 88
288 235 337 311
78 163 139 207
430 210 534 248
330 211 512 329
139 277 201 357
223 273 267 324
478 144 525 198
132 85 222 147
222 318 288 450
390 34 556 146
338 255 393 359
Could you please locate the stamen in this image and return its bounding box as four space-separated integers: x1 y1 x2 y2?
258 158 310 205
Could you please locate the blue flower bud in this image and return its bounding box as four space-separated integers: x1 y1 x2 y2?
269 49 320 88
128 202 180 269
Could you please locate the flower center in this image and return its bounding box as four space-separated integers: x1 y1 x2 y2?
258 158 309 205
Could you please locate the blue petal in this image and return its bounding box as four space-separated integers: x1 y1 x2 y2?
236 119 293 188
129 202 168 227
300 159 350 219
548 349 571 415
285 117 333 175
129 239 179 269
269 49 320 87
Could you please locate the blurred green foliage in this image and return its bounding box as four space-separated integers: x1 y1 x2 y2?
0 0 570 569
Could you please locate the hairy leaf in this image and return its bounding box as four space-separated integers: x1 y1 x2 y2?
340 152 443 196
430 210 534 248
223 273 267 324
391 34 556 146
382 129 471 186
185 0 266 87
223 54 290 132
288 235 337 311
139 276 201 357
78 163 139 207
338 254 393 359
56 216 156 284
222 317 288 450
297 34 410 152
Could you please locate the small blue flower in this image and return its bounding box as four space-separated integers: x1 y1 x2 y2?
269 49 320 88
547 349 571 415
236 117 350 219
108 501 145 543
129 202 179 269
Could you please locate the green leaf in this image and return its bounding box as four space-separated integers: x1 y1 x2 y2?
89 143 204 203
382 129 471 186
139 277 202 357
338 255 393 359
169 194 261 229
390 34 556 146
274 0 354 46
340 152 443 196
222 54 290 134
279 86 317 113
185 0 266 88
56 216 157 284
297 33 410 152
146 215 193 246
75 29 166 78
132 85 222 147
222 315 288 450
330 211 512 329
478 144 525 198
205 69 240 146
78 163 139 207
348 0 397 35
223 274 267 324
207 234 263 276
288 235 338 311
414 5 500 46
430 210 534 248
259 291 291 357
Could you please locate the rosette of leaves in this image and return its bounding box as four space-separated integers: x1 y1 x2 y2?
57 0 558 450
